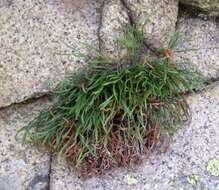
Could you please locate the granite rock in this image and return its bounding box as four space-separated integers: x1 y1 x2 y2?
99 0 179 58
123 0 179 44
175 16 219 79
0 0 100 108
0 97 51 190
99 0 129 58
0 0 12 7
49 83 219 190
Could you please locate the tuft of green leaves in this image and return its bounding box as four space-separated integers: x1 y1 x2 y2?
19 25 204 175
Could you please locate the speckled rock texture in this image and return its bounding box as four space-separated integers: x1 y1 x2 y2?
0 0 12 7
123 0 179 44
0 1 219 189
49 83 219 190
0 98 51 190
180 0 219 16
0 0 100 108
99 0 179 58
175 16 219 79
99 0 129 57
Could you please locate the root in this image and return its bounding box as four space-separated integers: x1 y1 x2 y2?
65 123 162 177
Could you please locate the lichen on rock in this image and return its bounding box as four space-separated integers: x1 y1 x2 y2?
207 159 219 177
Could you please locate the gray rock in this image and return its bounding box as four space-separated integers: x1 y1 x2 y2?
123 0 179 45
175 17 219 79
0 175 21 190
0 0 12 8
0 0 100 108
49 83 219 190
99 0 179 58
0 98 51 190
99 0 129 58
180 0 219 16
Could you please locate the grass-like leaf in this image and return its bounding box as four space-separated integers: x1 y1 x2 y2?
19 25 204 176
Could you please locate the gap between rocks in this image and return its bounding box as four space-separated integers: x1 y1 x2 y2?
97 0 105 51
47 155 53 190
120 0 134 24
119 0 166 55
1 2 219 188
3 77 219 112
0 94 50 111
0 73 218 190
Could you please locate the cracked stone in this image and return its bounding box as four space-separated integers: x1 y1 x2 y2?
123 0 179 45
49 83 219 190
0 97 51 190
99 0 179 58
175 17 219 79
0 0 100 108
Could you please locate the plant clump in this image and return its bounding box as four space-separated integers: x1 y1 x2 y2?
19 25 203 176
